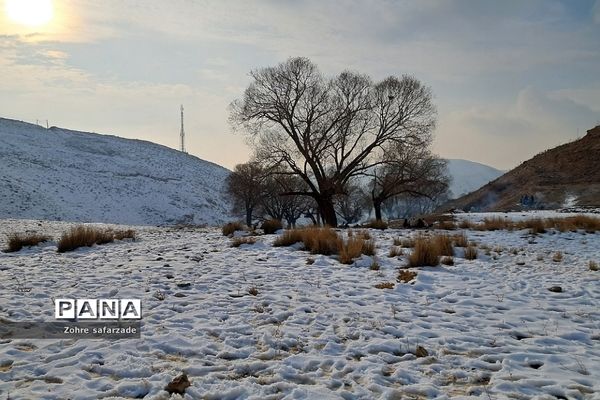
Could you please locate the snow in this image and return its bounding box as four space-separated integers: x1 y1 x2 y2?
0 118 231 226
446 159 503 199
1 215 599 399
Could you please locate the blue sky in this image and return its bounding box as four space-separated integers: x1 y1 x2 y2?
1 0 599 169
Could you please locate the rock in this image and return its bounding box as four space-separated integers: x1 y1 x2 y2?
174 292 187 298
415 345 429 358
548 286 563 293
165 373 190 395
176 282 191 289
166 274 174 279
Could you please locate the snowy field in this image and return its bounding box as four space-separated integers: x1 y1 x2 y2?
0 216 599 399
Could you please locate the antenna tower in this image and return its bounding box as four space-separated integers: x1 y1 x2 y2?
180 105 186 153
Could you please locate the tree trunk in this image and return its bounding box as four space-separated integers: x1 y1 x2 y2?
317 196 338 227
373 199 383 221
245 207 253 227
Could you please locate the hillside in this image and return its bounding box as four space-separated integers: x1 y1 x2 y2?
0 118 231 225
446 159 503 198
445 125 600 211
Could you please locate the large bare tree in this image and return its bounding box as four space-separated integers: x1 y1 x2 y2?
230 57 436 227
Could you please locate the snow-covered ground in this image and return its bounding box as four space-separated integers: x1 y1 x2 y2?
0 118 231 226
0 216 599 399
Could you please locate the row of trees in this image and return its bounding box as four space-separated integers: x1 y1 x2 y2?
226 57 449 227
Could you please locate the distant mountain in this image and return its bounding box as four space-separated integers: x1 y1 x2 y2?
444 125 600 211
0 118 231 225
446 159 503 199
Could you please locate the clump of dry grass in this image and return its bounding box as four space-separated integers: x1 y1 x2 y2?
222 221 245 237
273 229 305 247
339 237 376 264
388 246 404 258
441 256 454 266
397 269 418 283
375 282 395 289
407 234 452 267
364 220 388 230
550 215 600 233
478 217 511 231
369 257 380 270
113 229 136 241
394 237 415 248
452 232 469 247
248 286 259 296
434 234 454 257
458 220 474 229
552 251 563 263
57 226 115 253
304 228 342 256
261 219 283 234
354 230 372 240
231 236 257 247
589 261 599 271
4 233 52 253
436 220 457 230
464 245 478 260
518 218 546 234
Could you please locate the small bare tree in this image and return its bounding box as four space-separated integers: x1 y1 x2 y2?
225 162 266 226
369 143 449 221
231 57 436 227
335 182 369 225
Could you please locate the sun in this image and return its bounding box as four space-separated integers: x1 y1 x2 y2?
5 0 53 27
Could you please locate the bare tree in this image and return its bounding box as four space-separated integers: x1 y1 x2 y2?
335 181 369 225
260 174 310 227
225 162 266 226
230 57 436 227
368 143 449 221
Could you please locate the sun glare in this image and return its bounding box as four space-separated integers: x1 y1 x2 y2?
5 0 53 27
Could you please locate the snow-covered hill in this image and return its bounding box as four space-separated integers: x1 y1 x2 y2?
446 159 503 198
0 118 231 225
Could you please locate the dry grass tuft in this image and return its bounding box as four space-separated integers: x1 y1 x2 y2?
369 258 381 270
552 251 563 263
441 256 454 266
394 237 415 248
222 221 245 237
589 261 599 271
248 286 259 296
478 217 511 231
231 236 257 247
375 282 395 289
113 229 136 241
388 246 404 258
304 228 342 256
434 234 454 257
397 269 418 283
57 226 115 253
4 233 52 253
261 219 283 234
458 220 474 229
354 230 372 240
436 220 457 230
364 220 388 230
464 245 478 260
518 218 546 234
407 235 450 267
339 237 366 264
452 232 469 247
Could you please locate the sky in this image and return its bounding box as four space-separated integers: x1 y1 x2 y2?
1 0 599 170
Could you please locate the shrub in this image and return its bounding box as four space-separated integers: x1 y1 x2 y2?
375 282 395 289
261 219 283 234
57 226 115 253
222 221 245 237
407 236 441 267
364 220 388 230
589 261 599 271
231 237 256 247
113 229 136 241
441 256 454 266
464 245 477 260
4 233 52 253
397 269 418 283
